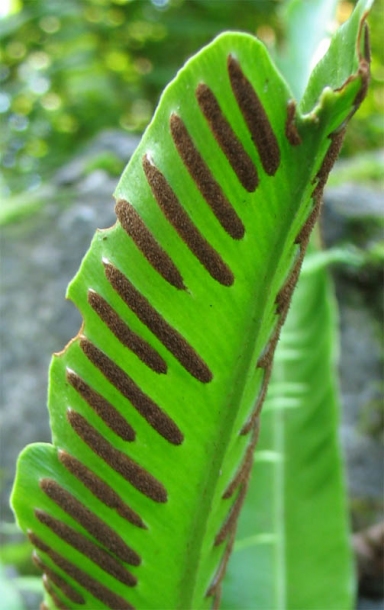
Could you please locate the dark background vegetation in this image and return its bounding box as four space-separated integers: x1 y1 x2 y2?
0 0 383 201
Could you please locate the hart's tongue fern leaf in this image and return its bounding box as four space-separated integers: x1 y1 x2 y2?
11 3 371 608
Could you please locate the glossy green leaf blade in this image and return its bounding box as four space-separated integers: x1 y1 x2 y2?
11 8 369 609
221 236 354 610
300 0 373 113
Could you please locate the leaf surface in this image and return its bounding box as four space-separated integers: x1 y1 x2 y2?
220 0 373 607
11 4 371 608
220 237 354 610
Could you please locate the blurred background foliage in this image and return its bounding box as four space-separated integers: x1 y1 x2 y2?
0 0 383 200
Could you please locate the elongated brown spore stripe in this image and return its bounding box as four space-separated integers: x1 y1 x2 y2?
67 410 167 503
42 578 70 610
222 431 257 499
29 535 134 610
275 210 322 340
275 249 305 318
105 261 213 383
33 553 85 605
88 290 167 373
212 587 222 610
35 509 139 583
214 485 247 547
142 155 234 287
206 532 236 605
295 202 320 249
115 199 185 290
242 132 347 440
40 478 138 563
196 83 258 192
59 451 146 529
241 392 264 437
288 134 345 309
88 290 167 374
79 337 183 444
242 344 277 440
257 320 283 370
228 55 280 176
67 369 135 442
312 130 346 202
283 132 346 321
285 100 302 146
274 132 345 323
169 115 245 240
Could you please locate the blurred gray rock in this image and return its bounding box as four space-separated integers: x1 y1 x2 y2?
55 129 140 186
358 599 384 610
325 183 383 220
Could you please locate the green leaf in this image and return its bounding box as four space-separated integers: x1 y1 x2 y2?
300 0 373 113
220 236 355 610
11 3 371 608
275 0 340 99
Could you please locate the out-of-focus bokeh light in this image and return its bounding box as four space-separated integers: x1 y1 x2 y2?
0 0 21 18
337 1 354 24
